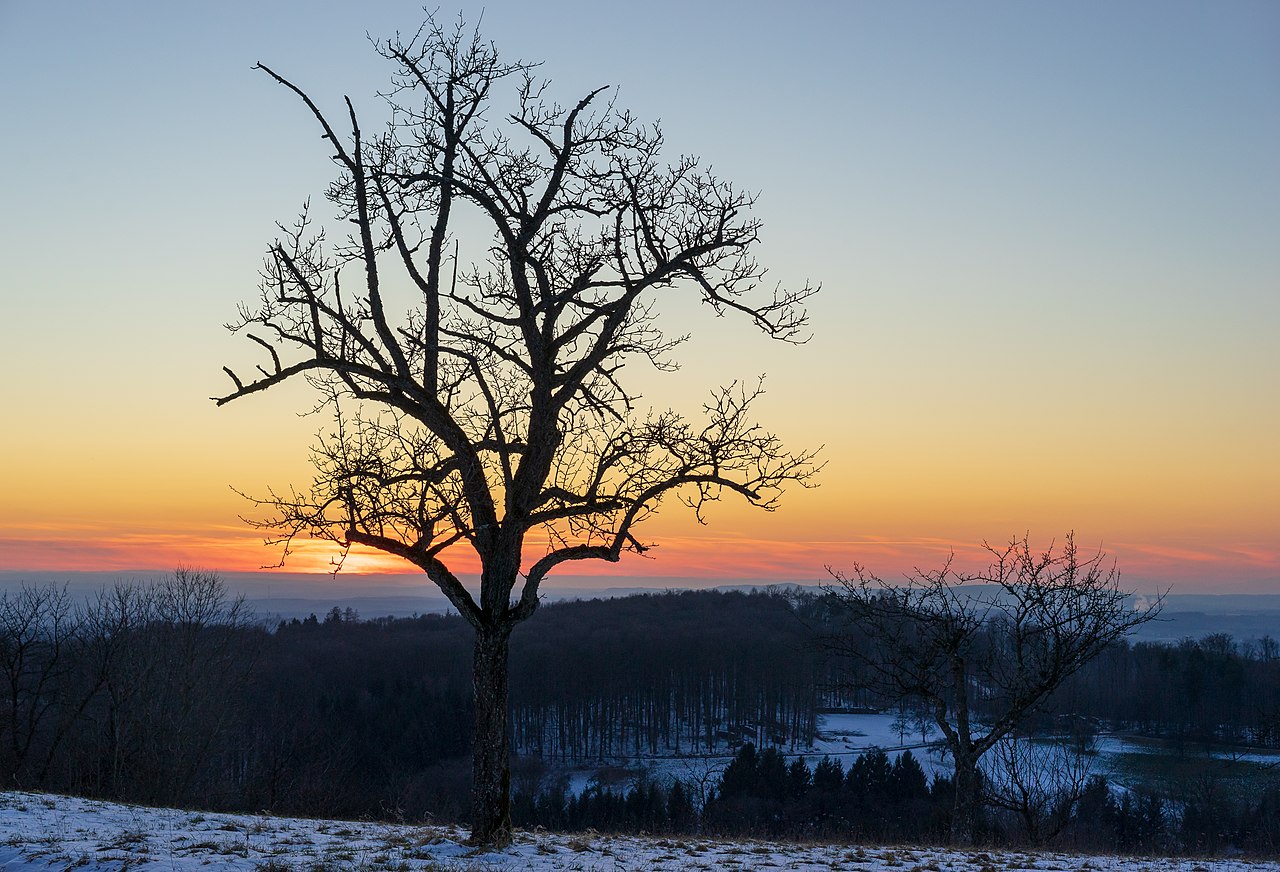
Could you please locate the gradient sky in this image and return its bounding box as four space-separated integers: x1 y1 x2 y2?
1 1 1276 593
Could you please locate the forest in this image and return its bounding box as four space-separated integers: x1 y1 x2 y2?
2 573 1279 855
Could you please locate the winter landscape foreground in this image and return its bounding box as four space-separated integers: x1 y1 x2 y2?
1 792 1277 872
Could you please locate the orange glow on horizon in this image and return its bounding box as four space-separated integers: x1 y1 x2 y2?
2 519 1275 592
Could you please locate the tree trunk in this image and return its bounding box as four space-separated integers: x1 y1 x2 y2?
948 655 979 846
470 624 513 847
951 753 979 846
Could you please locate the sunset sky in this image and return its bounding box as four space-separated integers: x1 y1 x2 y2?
1 1 1276 594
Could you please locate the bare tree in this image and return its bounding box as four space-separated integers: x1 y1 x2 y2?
823 534 1159 845
216 16 818 845
83 570 255 803
985 731 1098 845
0 585 83 786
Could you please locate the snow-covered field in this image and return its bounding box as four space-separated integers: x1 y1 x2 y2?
556 713 951 796
1 791 1277 872
2 718 1274 870
805 713 950 774
555 714 1280 799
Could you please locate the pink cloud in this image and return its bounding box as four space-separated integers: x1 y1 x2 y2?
2 523 1274 592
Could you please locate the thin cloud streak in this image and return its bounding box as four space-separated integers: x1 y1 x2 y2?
3 525 1275 589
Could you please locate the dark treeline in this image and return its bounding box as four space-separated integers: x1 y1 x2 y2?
819 597 1280 750
0 579 818 821
513 745 950 842
514 743 1280 855
509 591 819 759
3 575 1280 855
1069 774 1280 857
1037 633 1280 746
0 573 260 807
703 744 948 842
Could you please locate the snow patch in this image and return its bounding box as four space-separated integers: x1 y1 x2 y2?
1 791 1277 871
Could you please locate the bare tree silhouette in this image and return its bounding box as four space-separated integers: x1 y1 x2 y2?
216 16 818 846
985 731 1097 845
823 534 1160 846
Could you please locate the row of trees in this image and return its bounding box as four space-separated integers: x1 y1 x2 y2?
511 743 1280 855
0 571 255 802
703 745 946 841
508 591 819 759
511 745 949 841
0 579 822 820
4 574 1279 854
1044 633 1280 746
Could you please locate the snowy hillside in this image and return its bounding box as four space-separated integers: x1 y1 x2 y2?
1 791 1276 871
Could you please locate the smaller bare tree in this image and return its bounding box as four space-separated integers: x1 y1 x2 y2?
87 570 256 803
985 731 1098 845
0 585 82 787
823 533 1161 845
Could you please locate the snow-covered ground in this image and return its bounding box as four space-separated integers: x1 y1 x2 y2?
805 712 950 774
1 791 1277 871
1092 734 1280 766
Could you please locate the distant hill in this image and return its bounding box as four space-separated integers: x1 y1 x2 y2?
248 587 1280 644
3 571 1279 642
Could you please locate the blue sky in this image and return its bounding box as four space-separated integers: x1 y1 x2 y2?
1 2 1276 590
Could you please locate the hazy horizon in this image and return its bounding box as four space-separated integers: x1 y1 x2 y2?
5 569 1280 649
2 568 1276 599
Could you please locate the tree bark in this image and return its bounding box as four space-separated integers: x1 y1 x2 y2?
470 623 513 846
951 752 979 846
